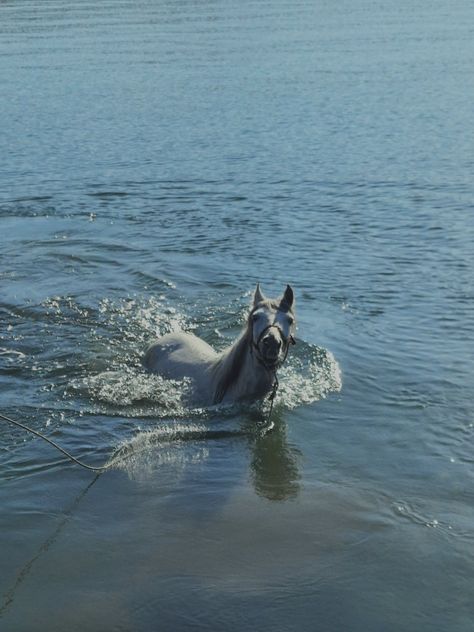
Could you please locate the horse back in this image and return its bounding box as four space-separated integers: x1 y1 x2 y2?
143 332 217 381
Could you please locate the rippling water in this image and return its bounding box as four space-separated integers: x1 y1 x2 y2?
1 1 474 630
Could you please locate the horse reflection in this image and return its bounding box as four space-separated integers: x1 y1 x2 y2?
250 415 301 501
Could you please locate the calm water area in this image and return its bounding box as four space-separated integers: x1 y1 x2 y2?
1 1 474 630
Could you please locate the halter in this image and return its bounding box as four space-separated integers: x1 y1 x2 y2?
249 312 296 373
249 313 296 432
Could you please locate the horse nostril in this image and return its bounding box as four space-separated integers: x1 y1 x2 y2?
263 336 281 352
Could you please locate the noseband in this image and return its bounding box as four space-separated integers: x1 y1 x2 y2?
250 316 296 372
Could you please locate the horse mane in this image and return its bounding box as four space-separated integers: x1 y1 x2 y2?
212 321 252 404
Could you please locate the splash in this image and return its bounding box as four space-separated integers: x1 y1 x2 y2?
80 368 191 411
68 296 341 418
109 423 211 480
278 344 342 410
64 296 342 483
78 342 341 419
97 295 188 350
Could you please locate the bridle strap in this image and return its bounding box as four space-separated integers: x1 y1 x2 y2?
248 310 296 432
250 321 296 371
253 323 291 352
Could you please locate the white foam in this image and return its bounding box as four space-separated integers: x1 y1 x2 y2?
109 423 211 480
75 367 192 417
278 346 342 410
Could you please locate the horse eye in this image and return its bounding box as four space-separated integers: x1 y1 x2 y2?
287 315 294 325
252 312 260 322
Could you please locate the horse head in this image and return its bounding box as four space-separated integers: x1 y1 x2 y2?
249 283 296 371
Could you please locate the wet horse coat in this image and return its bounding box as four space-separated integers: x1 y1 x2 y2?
143 285 296 406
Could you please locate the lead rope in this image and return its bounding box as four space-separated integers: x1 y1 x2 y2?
0 412 112 472
256 373 280 437
1 327 294 465
267 374 279 427
251 326 295 435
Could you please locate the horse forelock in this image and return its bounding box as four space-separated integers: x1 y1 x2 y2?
251 298 294 317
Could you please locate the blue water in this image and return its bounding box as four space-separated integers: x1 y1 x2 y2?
1 1 474 630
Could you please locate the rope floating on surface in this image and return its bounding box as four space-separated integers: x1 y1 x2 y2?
0 412 112 472
0 381 280 472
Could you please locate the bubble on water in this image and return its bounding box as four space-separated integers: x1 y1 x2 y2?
0 348 26 359
392 501 454 535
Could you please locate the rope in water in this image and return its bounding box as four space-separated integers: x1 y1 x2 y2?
0 412 112 472
0 381 280 472
266 375 279 430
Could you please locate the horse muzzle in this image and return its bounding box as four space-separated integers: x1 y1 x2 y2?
253 323 295 370
261 333 282 360
258 332 289 370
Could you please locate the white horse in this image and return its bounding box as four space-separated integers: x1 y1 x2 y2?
143 284 296 406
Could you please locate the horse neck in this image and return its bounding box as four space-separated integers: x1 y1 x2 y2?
212 328 266 404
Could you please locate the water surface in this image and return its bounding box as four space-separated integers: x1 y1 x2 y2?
1 1 474 630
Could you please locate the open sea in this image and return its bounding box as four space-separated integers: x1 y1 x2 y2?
1 1 474 630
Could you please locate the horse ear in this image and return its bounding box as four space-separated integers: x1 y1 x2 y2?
253 283 264 306
281 284 294 309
